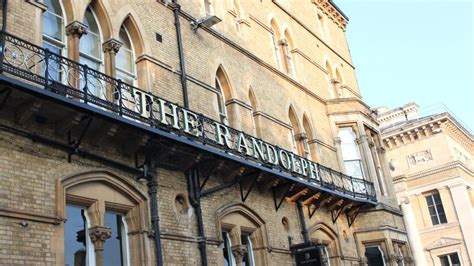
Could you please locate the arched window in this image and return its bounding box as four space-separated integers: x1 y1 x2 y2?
335 68 344 97
217 203 268 266
248 88 259 137
216 67 232 125
288 107 305 156
270 19 283 70
308 222 341 266
302 115 314 160
282 30 296 77
80 8 103 98
42 0 66 81
116 26 136 85
325 61 338 98
317 12 328 40
56 170 151 266
338 127 364 180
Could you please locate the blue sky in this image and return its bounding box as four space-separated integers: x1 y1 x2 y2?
336 0 474 131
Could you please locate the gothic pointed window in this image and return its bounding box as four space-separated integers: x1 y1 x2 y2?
270 19 283 70
42 0 66 82
302 115 314 160
282 30 296 78
289 108 305 157
248 89 259 137
116 27 136 86
216 67 232 125
80 8 104 98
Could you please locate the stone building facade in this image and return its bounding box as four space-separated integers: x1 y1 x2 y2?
0 0 411 265
378 103 474 266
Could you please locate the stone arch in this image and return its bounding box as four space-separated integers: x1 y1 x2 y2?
54 169 152 266
216 65 233 100
73 0 112 40
215 203 269 265
113 6 149 56
55 169 148 220
270 17 282 40
302 113 314 141
288 105 301 134
335 67 344 85
248 87 258 111
308 222 342 260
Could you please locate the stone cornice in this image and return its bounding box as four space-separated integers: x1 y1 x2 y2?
0 207 64 225
254 110 291 130
311 0 349 29
396 161 473 184
292 48 327 74
269 1 354 68
248 14 272 33
382 118 445 150
308 138 337 152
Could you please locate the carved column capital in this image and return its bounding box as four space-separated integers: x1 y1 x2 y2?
102 38 123 54
231 244 247 264
295 133 307 141
333 137 341 145
89 225 112 251
66 21 88 38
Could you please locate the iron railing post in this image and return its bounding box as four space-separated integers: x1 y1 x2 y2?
44 48 50 90
117 79 123 116
83 64 88 104
0 32 5 73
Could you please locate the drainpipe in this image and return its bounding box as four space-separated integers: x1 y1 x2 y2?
147 159 164 266
171 1 189 108
187 167 208 266
296 200 309 243
0 0 8 72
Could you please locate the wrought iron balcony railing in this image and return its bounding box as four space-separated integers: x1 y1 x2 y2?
0 31 376 202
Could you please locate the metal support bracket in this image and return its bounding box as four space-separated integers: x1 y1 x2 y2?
67 116 92 162
346 205 363 227
272 181 295 211
201 167 244 198
239 171 260 202
308 193 330 219
331 200 351 224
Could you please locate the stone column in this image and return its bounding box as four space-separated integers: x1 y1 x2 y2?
102 39 122 100
102 39 122 79
400 196 427 266
89 225 112 266
449 183 474 265
357 134 382 199
65 21 87 90
231 245 247 266
333 137 344 171
66 21 88 62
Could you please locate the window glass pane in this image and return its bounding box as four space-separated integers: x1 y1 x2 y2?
241 235 254 266
64 205 88 266
80 9 102 59
339 128 361 161
344 160 363 179
222 231 234 266
43 0 63 41
104 211 125 266
440 255 449 266
426 195 434 206
365 246 385 266
43 42 63 82
450 253 460 265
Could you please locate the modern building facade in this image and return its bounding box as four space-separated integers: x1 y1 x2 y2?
0 0 411 265
378 103 474 266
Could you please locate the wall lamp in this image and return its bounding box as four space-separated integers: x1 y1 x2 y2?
191 15 222 32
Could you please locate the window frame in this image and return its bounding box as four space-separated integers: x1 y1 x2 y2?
424 191 448 226
439 252 461 266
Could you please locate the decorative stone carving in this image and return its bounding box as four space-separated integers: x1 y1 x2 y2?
66 21 88 38
425 237 462 251
231 244 247 264
295 133 307 141
89 225 112 251
407 150 432 167
102 39 123 54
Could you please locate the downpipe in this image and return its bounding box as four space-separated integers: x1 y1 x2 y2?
171 1 189 108
296 200 309 243
187 167 208 266
147 159 164 266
